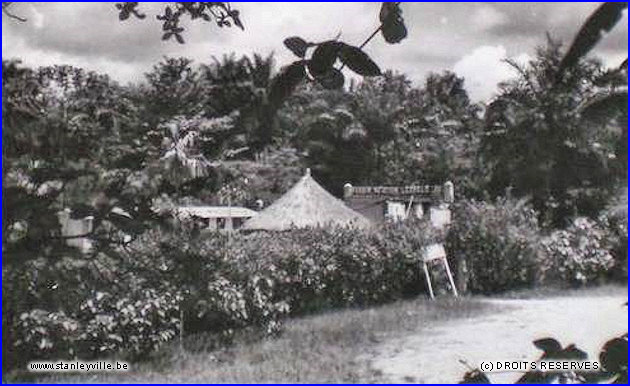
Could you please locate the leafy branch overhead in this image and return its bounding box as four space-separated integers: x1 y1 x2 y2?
2 2 27 22
115 2 243 44
269 2 408 107
379 1 408 44
555 2 628 125
112 2 407 108
557 2 627 79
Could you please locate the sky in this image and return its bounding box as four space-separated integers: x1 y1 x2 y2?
2 2 628 102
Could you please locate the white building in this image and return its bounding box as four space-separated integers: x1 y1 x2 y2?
177 206 258 231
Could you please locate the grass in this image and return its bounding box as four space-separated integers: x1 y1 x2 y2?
37 296 493 383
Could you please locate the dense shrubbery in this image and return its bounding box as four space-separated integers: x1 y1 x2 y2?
445 198 625 293
3 257 182 371
446 198 544 294
605 214 628 282
541 217 617 286
4 201 625 372
128 219 439 322
12 289 181 363
445 199 625 293
3 220 440 371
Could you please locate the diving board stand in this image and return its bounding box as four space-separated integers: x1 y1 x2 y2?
421 243 458 299
421 200 458 299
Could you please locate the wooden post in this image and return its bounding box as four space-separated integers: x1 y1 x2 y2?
456 257 468 295
179 307 184 352
405 195 415 219
422 261 435 299
442 257 459 297
227 196 232 239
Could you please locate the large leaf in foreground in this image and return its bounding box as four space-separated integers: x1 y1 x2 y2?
268 61 307 108
316 68 345 90
380 2 408 44
580 89 628 121
558 2 628 75
339 44 381 76
309 41 342 76
284 36 311 58
533 337 563 355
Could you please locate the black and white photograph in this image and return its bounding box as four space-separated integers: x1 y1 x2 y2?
2 2 628 383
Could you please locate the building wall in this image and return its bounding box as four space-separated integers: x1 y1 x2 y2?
58 209 93 252
343 182 454 226
345 197 434 223
345 198 387 223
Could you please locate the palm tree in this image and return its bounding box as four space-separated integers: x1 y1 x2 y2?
200 53 276 153
483 38 626 226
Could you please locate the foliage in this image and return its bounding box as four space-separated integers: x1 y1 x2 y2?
541 217 616 286
605 205 628 282
557 2 628 76
276 82 369 195
199 53 276 150
482 38 627 227
1 59 204 369
158 113 238 184
271 2 408 105
76 289 181 359
274 39 381 97
3 1 628 378
213 147 305 207
140 53 276 152
277 71 483 196
2 255 180 369
387 71 483 193
141 57 204 123
379 2 408 44
112 2 410 143
2 61 167 265
4 219 445 371
2 2 27 22
126 220 438 321
446 199 544 294
12 289 181 363
445 197 623 293
2 57 277 268
116 2 243 44
11 310 79 365
122 226 291 335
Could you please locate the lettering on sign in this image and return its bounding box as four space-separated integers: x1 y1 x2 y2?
349 185 443 199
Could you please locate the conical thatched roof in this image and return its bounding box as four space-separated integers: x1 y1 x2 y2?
243 169 371 231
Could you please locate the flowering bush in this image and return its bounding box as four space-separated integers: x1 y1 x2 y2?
9 287 181 367
76 289 181 359
14 310 80 361
603 214 628 282
124 227 292 336
446 198 544 293
541 217 615 286
2 252 183 370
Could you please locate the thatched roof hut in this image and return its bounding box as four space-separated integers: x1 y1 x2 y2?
243 169 371 231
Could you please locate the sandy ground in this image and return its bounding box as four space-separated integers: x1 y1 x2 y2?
370 294 628 383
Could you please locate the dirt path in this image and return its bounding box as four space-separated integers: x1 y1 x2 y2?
369 294 628 383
